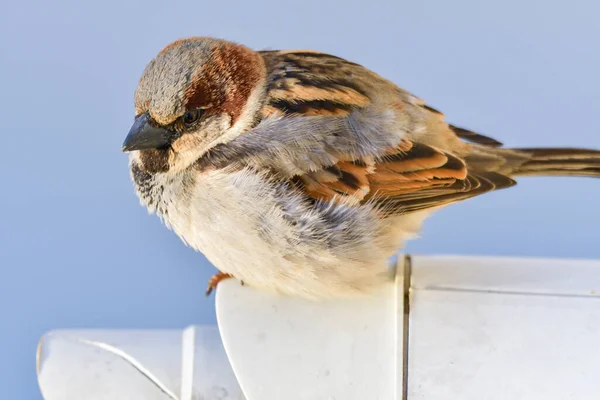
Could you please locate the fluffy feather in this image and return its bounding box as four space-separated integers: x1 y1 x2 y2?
125 37 599 299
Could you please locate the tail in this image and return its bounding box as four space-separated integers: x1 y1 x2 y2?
509 148 600 178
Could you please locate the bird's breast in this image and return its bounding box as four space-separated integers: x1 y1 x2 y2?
132 165 407 298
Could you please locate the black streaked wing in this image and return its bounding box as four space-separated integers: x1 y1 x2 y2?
259 50 374 117
260 50 506 147
198 50 518 216
372 171 516 215
292 139 516 215
419 103 504 147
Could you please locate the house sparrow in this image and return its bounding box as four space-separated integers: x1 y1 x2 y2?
122 37 600 299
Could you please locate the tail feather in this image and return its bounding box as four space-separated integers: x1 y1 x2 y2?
508 147 600 178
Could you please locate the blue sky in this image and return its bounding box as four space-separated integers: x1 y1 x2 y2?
1 0 599 398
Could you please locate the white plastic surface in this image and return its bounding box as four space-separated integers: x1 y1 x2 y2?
407 255 600 399
37 326 245 400
215 266 405 400
37 255 600 400
411 254 600 296
215 254 600 400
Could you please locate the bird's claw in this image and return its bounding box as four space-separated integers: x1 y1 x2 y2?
205 272 243 296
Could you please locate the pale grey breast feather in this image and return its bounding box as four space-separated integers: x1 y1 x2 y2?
130 161 195 219
266 180 382 252
196 107 409 175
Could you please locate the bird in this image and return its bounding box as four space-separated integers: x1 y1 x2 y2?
122 36 600 300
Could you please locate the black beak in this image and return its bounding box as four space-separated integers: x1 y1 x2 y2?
122 113 177 152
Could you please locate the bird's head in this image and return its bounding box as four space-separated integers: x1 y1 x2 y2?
122 37 266 173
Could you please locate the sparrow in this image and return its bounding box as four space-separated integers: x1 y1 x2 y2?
122 37 600 299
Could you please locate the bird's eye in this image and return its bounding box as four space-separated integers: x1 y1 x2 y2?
182 109 202 126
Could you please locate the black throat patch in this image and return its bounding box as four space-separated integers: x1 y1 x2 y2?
138 149 170 174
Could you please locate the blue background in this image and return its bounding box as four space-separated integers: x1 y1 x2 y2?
1 1 599 398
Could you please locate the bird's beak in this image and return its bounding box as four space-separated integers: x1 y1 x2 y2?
122 113 177 152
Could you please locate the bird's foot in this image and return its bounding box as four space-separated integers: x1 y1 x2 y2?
205 272 241 296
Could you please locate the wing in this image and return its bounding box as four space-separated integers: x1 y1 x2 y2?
199 50 515 216
419 104 503 147
291 138 516 216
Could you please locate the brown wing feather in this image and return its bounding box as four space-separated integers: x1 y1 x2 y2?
253 50 516 214
419 103 503 147
292 138 515 216
258 50 386 118
200 49 529 216
197 49 598 220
